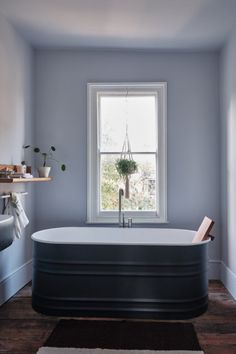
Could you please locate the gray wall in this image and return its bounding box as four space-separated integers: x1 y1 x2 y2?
0 16 34 304
34 50 221 263
220 25 236 295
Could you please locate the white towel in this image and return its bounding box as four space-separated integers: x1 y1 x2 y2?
9 192 29 239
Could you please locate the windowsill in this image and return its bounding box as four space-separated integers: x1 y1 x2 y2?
86 218 169 225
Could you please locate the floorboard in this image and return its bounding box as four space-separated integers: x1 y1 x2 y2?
0 281 235 354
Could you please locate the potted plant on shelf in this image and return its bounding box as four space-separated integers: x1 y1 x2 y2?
115 158 138 198
23 145 66 177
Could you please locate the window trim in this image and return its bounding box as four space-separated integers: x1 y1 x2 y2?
87 82 167 223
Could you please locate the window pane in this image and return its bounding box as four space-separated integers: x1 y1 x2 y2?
100 95 157 152
100 154 157 211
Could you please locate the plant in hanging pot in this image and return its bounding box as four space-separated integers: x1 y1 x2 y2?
115 158 138 198
115 158 138 176
23 145 66 177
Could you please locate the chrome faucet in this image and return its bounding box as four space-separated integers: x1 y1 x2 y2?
118 188 124 227
127 218 133 228
118 188 133 227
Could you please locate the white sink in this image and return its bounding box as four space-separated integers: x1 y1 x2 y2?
0 215 14 251
0 215 13 223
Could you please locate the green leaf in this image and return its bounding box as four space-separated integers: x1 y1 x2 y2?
61 164 66 171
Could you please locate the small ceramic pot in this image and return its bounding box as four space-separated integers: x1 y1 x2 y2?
37 166 51 178
19 165 27 174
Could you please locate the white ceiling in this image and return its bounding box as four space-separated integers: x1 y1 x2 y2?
0 0 236 50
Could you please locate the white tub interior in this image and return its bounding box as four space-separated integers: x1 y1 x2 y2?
31 227 210 246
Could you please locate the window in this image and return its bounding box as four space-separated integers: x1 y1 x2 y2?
87 83 167 223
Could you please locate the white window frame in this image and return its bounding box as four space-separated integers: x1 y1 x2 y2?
87 82 167 223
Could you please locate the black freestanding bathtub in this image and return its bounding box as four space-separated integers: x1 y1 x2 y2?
32 227 210 319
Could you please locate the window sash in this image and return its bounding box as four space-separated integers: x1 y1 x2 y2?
98 92 158 153
99 152 159 213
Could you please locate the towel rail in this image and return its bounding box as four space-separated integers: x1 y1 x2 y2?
0 192 28 199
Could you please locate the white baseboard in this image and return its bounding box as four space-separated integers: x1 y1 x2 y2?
0 259 32 306
208 259 221 280
221 262 236 300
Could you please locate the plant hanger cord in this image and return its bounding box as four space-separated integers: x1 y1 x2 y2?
115 90 138 198
120 90 133 161
119 90 137 198
121 124 133 160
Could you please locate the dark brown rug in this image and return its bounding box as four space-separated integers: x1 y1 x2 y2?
37 319 204 353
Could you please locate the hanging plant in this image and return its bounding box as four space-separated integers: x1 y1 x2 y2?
115 138 138 199
115 158 138 177
116 158 138 198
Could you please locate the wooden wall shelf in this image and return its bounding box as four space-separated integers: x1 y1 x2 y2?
0 177 52 184
0 164 52 183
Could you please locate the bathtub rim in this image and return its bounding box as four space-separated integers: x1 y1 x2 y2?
31 226 211 246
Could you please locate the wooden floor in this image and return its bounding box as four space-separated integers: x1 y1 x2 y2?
0 281 235 354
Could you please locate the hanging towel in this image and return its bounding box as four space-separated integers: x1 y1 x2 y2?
8 192 29 239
